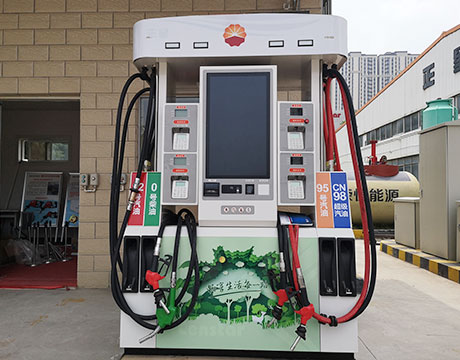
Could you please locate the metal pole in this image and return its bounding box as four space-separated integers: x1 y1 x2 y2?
62 222 71 262
44 222 51 264
30 223 38 267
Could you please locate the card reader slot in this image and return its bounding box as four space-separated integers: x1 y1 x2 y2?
337 237 357 297
122 236 140 293
319 237 337 296
140 236 157 292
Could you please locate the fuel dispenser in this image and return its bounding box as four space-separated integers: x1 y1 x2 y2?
110 13 377 358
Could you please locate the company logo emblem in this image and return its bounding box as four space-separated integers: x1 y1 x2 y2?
223 24 246 47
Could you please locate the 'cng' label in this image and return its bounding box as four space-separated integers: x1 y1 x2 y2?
316 172 351 228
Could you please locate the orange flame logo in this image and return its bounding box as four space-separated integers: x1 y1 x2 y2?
223 24 246 47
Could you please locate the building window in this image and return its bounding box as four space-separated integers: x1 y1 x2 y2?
367 129 376 144
19 139 69 162
392 118 403 135
387 155 419 179
454 93 460 114
404 116 411 133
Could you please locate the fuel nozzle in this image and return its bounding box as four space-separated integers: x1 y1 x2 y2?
290 303 315 351
139 325 162 344
290 323 307 351
267 288 289 328
146 270 170 314
153 288 170 314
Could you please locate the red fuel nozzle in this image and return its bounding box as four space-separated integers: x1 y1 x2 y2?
274 289 289 306
295 303 315 325
145 270 165 290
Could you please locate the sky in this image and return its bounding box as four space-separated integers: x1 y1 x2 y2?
332 0 460 55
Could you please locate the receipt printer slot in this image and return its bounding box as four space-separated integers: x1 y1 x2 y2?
171 176 189 199
203 182 220 197
287 175 305 199
172 127 190 150
287 126 305 150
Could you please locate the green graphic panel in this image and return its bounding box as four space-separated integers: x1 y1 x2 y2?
156 235 320 352
144 172 161 226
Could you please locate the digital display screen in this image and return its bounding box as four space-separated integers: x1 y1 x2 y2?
290 156 303 165
206 72 270 179
290 108 303 116
175 109 188 117
173 157 187 165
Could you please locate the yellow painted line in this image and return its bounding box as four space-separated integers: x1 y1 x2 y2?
429 260 438 274
448 268 460 282
398 251 405 261
387 246 393 255
413 254 421 267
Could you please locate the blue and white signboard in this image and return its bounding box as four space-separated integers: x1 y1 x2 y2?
316 172 351 229
330 172 351 228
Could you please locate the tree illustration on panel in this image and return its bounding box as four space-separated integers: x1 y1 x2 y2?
176 244 288 326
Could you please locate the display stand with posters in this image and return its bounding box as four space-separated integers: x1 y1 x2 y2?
20 172 63 229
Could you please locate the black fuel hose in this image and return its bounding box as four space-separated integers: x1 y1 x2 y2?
160 209 200 332
328 68 377 319
109 70 200 332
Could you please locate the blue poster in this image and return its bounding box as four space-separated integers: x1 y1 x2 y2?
330 172 351 228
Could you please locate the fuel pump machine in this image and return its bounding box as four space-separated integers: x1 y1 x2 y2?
110 13 377 359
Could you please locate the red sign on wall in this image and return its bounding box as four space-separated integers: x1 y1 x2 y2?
128 172 146 226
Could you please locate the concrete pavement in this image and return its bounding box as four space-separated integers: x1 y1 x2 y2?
1 241 459 360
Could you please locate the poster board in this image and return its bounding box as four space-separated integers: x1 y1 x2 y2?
20 172 63 227
62 173 80 227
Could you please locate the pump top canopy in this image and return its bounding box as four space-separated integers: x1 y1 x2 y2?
133 13 347 69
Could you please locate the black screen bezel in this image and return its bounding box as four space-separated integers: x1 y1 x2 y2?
205 71 271 179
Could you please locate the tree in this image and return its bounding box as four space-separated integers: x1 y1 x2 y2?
234 304 242 318
244 294 259 322
222 305 228 321
224 299 233 324
268 299 276 310
215 305 223 317
251 303 267 316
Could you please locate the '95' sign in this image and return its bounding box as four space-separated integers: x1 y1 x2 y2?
316 172 351 229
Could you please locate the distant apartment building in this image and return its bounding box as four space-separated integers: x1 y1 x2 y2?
334 51 419 114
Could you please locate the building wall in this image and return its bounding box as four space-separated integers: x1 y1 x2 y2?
336 27 460 173
0 0 323 288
